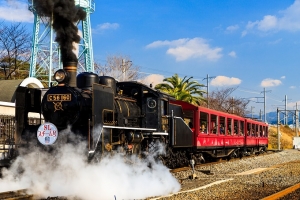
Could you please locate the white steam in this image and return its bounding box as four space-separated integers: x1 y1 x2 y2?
0 131 180 200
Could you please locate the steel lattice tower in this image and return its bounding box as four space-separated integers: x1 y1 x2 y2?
28 0 95 87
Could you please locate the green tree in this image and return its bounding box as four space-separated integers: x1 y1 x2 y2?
155 74 206 105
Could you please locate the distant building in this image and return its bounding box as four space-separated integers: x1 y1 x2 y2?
0 78 44 116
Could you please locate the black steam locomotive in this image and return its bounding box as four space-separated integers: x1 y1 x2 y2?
15 62 193 167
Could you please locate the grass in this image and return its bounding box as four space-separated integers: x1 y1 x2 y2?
268 125 298 150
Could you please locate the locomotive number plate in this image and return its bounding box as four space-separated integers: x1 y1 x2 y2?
47 94 71 101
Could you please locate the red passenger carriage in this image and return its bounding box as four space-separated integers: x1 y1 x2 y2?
171 100 268 162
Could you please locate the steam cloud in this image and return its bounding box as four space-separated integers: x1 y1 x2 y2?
0 131 181 199
33 0 86 63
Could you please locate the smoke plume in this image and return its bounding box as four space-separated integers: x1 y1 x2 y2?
33 0 86 63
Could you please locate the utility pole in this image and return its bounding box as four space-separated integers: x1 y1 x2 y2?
277 108 281 150
122 59 126 81
283 95 292 125
262 88 271 123
260 109 262 121
251 106 255 118
232 97 234 114
296 103 299 137
285 95 287 125
121 59 132 81
203 74 215 108
254 88 271 122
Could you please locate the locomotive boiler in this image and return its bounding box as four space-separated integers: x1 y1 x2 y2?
15 62 193 166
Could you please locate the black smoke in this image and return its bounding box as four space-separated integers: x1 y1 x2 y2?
33 0 86 63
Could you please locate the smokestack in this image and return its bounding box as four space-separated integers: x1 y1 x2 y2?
63 61 77 87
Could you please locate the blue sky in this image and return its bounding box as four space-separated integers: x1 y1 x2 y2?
1 0 300 117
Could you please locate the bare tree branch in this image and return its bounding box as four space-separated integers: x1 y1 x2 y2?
94 55 144 81
0 22 31 80
208 87 250 117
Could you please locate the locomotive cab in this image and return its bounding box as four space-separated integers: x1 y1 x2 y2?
116 81 170 132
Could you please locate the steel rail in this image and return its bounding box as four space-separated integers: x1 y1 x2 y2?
261 183 300 200
0 189 33 200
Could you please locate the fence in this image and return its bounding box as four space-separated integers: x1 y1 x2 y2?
0 115 42 163
0 115 15 144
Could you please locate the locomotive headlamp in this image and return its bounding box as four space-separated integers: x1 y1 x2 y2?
54 69 68 83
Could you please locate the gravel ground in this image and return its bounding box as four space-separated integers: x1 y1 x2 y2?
148 149 300 200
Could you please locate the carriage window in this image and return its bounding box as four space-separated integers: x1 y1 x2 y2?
247 123 251 136
261 126 265 137
240 121 244 136
210 114 218 134
161 100 168 116
258 125 262 136
264 126 268 137
219 116 225 135
251 124 256 136
227 118 232 135
233 120 239 135
184 110 194 129
256 125 259 137
103 109 114 125
255 124 259 137
200 111 208 133
184 118 194 129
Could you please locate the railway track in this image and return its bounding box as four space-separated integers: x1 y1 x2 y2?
162 150 300 200
262 183 300 200
0 190 69 200
170 149 277 174
0 189 33 200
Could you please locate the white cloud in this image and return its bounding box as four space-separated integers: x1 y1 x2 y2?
93 23 120 33
257 15 278 31
226 25 239 32
260 78 282 87
146 37 223 61
243 0 300 35
281 76 286 79
290 86 296 89
287 101 299 109
228 51 236 58
268 38 282 44
210 76 242 87
0 1 33 22
139 74 165 87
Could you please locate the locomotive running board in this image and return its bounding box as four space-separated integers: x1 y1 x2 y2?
103 125 156 131
102 125 168 135
152 132 169 135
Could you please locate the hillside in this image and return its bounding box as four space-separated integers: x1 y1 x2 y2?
268 125 298 149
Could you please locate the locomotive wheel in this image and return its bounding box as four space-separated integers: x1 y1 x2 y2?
162 148 190 169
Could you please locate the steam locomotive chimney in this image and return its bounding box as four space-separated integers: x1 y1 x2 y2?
32 1 86 88
63 61 77 87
